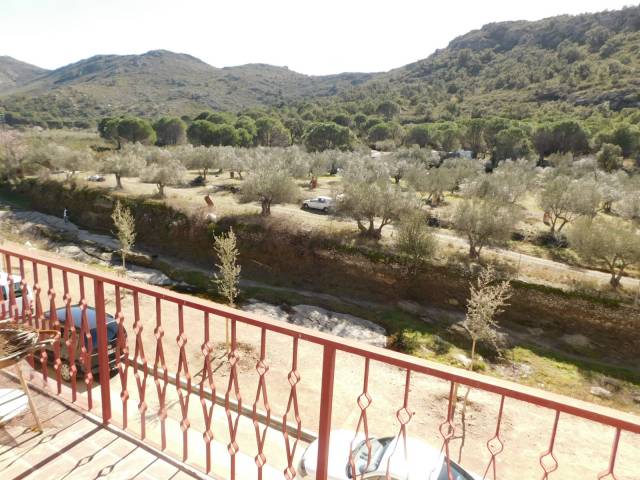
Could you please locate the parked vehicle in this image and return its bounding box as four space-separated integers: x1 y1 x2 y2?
298 430 481 480
43 305 125 382
302 196 334 213
86 174 106 182
0 272 33 320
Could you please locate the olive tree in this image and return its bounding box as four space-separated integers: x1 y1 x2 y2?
395 211 437 274
102 144 146 189
463 159 536 205
111 200 136 269
240 157 299 216
452 199 519 259
338 157 416 239
141 149 186 197
212 228 241 349
0 129 29 181
47 145 94 181
596 143 623 172
405 166 454 206
539 175 601 235
177 145 221 181
568 217 640 288
463 265 511 366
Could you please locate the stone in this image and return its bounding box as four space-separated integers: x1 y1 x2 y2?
290 305 387 348
447 298 460 306
126 265 175 286
397 300 422 315
590 386 612 399
453 353 472 368
561 334 591 349
244 301 387 348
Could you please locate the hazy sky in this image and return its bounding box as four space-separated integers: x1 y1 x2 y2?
1 0 635 75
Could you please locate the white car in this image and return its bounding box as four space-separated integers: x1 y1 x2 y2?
302 196 334 213
86 174 106 182
0 272 33 320
299 430 481 480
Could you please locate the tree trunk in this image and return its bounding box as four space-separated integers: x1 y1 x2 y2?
261 199 271 216
158 183 165 197
610 269 624 288
115 173 123 189
202 168 208 181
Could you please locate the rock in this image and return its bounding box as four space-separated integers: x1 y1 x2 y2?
290 305 387 348
453 353 472 368
397 300 422 315
590 386 612 399
561 334 592 349
244 301 387 348
447 298 460 306
126 265 175 286
244 301 289 322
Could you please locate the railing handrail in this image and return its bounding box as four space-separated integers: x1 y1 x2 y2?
2 243 639 435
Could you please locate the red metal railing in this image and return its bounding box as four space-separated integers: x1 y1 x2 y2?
1 243 639 479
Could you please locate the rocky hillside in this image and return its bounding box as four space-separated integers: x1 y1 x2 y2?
0 56 46 93
0 50 372 126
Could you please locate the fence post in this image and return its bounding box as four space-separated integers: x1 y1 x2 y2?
94 278 112 425
316 344 336 479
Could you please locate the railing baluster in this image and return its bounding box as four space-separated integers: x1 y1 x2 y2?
225 317 242 480
153 296 168 450
79 275 93 410
94 278 111 425
47 265 62 394
62 271 78 402
253 327 271 480
175 302 191 461
316 344 336 480
115 284 128 427
483 395 506 479
439 381 457 480
132 290 148 439
597 427 621 480
200 311 216 474
539 410 561 479
349 357 372 480
283 336 302 480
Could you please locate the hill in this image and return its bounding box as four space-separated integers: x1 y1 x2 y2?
0 50 372 127
0 56 47 93
327 6 640 123
1 6 639 129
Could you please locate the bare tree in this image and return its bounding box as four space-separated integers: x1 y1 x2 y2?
213 228 241 348
568 217 640 288
464 266 512 366
452 199 518 259
111 200 136 270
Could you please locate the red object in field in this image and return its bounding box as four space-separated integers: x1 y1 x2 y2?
204 195 214 207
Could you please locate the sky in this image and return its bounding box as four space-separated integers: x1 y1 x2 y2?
1 0 636 75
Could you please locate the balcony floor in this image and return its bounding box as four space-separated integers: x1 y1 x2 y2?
0 372 202 480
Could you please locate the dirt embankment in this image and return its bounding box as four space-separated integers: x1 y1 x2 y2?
4 179 639 361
